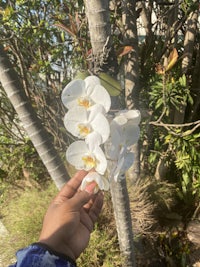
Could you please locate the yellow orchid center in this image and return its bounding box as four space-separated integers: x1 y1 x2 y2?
78 124 91 137
82 155 97 169
78 97 91 108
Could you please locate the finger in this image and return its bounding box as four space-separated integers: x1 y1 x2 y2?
80 209 94 233
69 190 92 210
88 192 104 224
57 170 88 200
83 195 96 211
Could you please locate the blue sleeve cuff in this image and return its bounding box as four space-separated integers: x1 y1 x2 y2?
9 243 76 267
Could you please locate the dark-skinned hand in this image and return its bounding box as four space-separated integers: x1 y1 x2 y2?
39 170 104 261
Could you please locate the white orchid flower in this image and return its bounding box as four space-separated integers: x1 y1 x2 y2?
110 110 141 159
63 105 110 144
114 109 141 123
109 146 134 181
66 140 107 175
80 172 110 193
108 109 141 181
61 75 111 113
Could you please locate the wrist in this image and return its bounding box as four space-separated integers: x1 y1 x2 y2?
37 240 76 262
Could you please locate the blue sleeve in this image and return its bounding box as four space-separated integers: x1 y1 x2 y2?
9 243 76 267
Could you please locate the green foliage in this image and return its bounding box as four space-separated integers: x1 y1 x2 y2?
0 137 47 183
146 71 199 206
149 74 192 118
181 0 199 14
157 230 190 267
165 132 200 203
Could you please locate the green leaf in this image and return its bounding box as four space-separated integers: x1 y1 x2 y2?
155 98 163 109
99 73 121 96
182 173 190 187
74 71 90 80
74 72 122 96
179 74 186 87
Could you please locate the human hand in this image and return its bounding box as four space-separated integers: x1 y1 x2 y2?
39 170 104 261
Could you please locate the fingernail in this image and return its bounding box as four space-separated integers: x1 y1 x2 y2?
84 181 97 194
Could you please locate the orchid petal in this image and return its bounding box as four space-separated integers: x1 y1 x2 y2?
88 104 106 118
85 76 101 95
66 141 89 170
123 123 140 146
115 109 141 124
64 105 110 143
80 172 109 192
93 145 107 175
110 121 122 146
113 115 128 126
61 79 85 109
64 107 89 138
113 156 125 181
89 84 111 113
66 141 107 174
90 113 110 143
85 131 102 150
62 76 111 112
112 152 134 181
120 152 134 172
109 144 119 160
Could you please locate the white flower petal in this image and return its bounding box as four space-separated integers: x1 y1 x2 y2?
85 131 102 150
93 146 107 175
66 141 89 170
80 172 110 192
112 152 134 181
88 104 106 118
61 79 85 109
64 107 88 137
116 109 141 124
110 121 122 146
120 152 134 172
89 84 111 113
66 141 107 174
123 123 140 146
85 76 101 95
113 156 125 181
113 115 128 126
62 76 111 111
90 113 110 143
108 144 119 160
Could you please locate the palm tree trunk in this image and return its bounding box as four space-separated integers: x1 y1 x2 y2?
122 0 140 182
0 45 69 189
110 177 136 267
85 0 118 75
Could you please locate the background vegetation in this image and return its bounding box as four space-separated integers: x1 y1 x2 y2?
0 0 200 266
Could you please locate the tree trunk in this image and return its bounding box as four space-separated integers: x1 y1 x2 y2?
122 0 140 182
85 0 118 75
173 3 198 124
0 45 69 189
85 1 136 266
110 177 136 267
122 0 140 110
182 8 198 74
